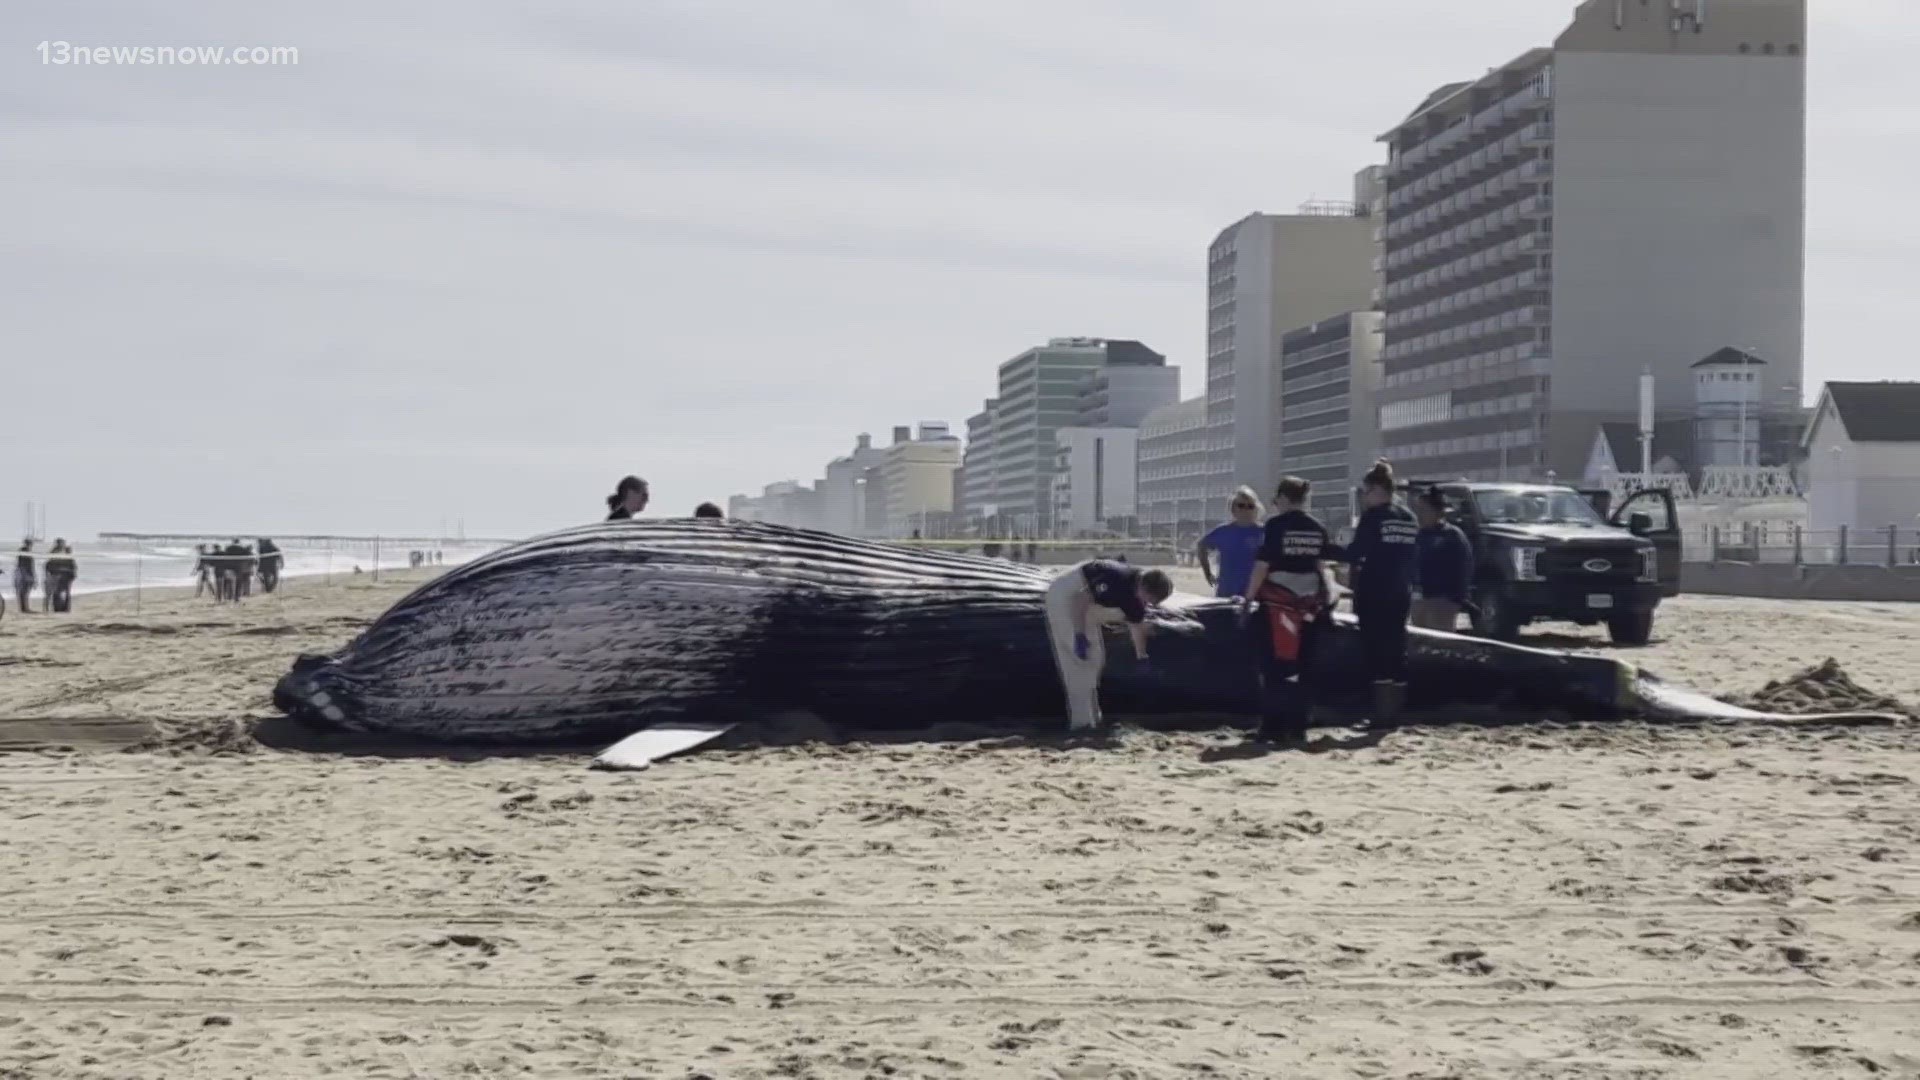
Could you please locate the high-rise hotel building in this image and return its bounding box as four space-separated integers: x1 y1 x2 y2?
1374 0 1805 481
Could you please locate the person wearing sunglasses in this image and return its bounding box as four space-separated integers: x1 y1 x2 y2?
1197 486 1266 599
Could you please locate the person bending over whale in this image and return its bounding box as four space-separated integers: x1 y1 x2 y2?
1044 559 1174 732
693 502 724 519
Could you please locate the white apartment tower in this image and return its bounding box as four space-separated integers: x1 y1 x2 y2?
1375 0 1806 481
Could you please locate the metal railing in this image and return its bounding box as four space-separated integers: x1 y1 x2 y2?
1695 524 1920 567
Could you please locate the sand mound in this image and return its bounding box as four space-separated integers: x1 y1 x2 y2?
1728 659 1915 717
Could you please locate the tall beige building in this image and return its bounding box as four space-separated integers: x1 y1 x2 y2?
881 423 961 537
1206 211 1377 500
1375 0 1807 481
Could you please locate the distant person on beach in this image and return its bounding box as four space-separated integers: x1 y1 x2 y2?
257 539 283 594
194 544 215 598
241 542 258 599
606 476 650 521
14 539 37 614
220 539 251 602
1044 559 1174 732
1197 486 1265 599
694 503 724 519
44 540 76 613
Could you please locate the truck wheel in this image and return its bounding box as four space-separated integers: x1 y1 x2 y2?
1607 610 1655 646
1472 593 1522 642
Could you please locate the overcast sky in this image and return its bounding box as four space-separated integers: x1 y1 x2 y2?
1 0 1908 540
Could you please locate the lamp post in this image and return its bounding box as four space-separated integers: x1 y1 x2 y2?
1736 346 1769 469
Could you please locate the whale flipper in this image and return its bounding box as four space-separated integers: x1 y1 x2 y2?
593 722 737 771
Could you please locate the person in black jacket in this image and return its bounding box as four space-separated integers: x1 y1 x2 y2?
256 538 284 594
1239 476 1338 744
43 539 77 613
606 476 650 521
1411 487 1473 632
14 539 37 614
1343 461 1419 722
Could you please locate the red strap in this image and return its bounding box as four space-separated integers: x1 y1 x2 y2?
1257 583 1324 661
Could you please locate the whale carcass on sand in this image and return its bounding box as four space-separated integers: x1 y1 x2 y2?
271 520 1905 767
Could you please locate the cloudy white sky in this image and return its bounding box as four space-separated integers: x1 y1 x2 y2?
1 0 1908 539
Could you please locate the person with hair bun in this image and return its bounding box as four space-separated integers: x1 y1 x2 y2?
1344 459 1419 722
1239 475 1338 745
605 476 650 521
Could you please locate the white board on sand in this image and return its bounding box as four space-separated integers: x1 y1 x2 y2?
592 722 736 771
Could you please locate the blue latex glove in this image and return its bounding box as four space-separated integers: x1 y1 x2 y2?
1072 632 1090 661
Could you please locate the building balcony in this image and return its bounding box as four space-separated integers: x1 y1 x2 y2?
1283 393 1350 422
1282 365 1354 396
1386 228 1548 280
1387 291 1549 341
1386 263 1550 313
1388 153 1543 235
1383 323 1543 367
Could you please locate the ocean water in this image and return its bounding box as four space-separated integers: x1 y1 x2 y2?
5 538 506 600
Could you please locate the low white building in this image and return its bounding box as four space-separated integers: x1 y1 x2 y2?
1049 427 1139 537
1802 381 1920 540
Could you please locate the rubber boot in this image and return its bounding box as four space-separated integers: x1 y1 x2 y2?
1255 679 1308 747
1371 681 1405 727
1374 680 1405 722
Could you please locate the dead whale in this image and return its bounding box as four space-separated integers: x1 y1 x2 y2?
271 520 1902 765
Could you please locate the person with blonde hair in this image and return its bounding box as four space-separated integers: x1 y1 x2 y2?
1196 486 1265 599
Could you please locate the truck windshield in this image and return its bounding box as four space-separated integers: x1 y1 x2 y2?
1472 488 1606 526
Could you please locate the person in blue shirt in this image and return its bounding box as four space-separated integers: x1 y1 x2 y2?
1411 486 1474 632
1044 559 1174 732
1340 460 1419 722
1197 486 1266 599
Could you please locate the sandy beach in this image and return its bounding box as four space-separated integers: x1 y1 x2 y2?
2 573 1918 1078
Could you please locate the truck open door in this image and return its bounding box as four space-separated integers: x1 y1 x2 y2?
1611 488 1681 597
